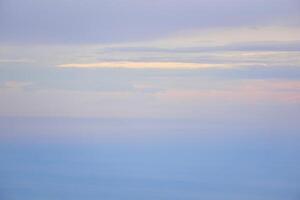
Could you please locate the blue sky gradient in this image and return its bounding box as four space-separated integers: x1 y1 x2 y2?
0 0 300 199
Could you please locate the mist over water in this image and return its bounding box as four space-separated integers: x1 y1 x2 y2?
1 0 300 199
1 118 299 200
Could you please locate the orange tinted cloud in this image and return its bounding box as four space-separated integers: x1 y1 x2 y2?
58 61 239 69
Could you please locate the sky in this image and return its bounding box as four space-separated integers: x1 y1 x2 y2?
0 0 299 119
0 0 300 199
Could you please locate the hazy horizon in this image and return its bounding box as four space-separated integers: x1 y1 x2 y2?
1 0 300 199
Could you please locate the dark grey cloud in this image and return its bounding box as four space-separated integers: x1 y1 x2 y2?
0 0 299 44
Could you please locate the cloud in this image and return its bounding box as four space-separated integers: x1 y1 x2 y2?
132 26 300 50
1 0 299 44
49 26 300 72
0 59 35 63
0 79 299 118
2 81 32 89
103 41 300 53
58 61 265 69
1 26 299 70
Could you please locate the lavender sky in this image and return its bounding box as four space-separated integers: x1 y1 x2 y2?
0 0 299 119
0 0 300 199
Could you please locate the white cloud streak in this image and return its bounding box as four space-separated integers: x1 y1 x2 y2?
58 61 266 69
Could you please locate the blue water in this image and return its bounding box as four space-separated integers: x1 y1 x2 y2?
0 118 300 200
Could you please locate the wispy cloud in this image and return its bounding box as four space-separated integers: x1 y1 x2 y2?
1 79 299 118
147 26 300 48
0 59 35 63
58 61 266 69
2 81 32 89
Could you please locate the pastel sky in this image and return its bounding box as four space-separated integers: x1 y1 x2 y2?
0 0 300 120
0 1 300 199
